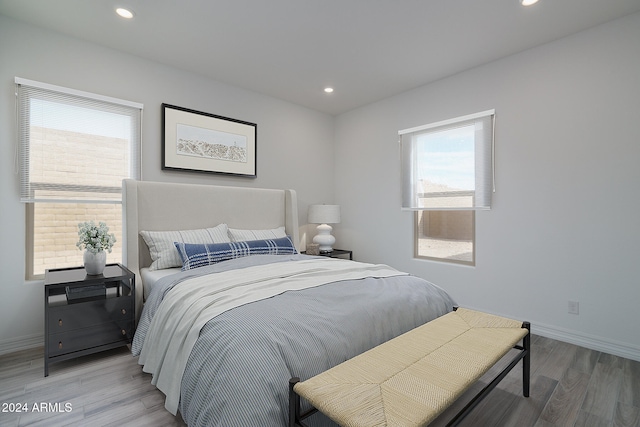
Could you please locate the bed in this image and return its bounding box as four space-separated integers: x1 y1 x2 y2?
123 179 456 426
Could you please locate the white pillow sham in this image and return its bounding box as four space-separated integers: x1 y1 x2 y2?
140 223 230 270
228 226 287 242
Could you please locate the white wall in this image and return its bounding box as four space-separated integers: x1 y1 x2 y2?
334 12 640 360
0 15 335 353
2 11 639 361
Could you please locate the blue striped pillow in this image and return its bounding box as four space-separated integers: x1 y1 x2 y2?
174 236 297 270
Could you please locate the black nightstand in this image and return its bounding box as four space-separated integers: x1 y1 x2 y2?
43 263 135 376
304 249 353 260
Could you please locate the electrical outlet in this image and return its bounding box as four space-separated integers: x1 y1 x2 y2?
568 300 579 315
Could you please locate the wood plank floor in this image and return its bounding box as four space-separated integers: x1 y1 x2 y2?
0 335 638 426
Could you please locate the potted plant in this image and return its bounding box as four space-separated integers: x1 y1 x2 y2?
76 221 116 275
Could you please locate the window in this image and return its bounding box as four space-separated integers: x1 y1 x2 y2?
16 78 142 279
415 210 475 264
399 110 494 265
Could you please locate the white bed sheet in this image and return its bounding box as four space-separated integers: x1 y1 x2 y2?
140 267 181 299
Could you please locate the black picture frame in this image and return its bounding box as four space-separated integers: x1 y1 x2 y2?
162 103 257 177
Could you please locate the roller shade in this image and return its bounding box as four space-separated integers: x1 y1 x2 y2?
16 77 142 203
400 110 494 210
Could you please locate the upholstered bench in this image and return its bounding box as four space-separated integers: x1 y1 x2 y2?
289 307 530 427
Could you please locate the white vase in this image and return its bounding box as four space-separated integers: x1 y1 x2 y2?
84 250 107 275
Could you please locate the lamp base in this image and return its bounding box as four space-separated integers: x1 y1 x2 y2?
313 223 335 253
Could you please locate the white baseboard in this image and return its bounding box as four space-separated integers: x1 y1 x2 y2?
532 322 640 362
2 323 639 363
460 304 640 362
0 333 43 356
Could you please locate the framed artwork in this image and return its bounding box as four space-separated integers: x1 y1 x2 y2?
162 103 257 177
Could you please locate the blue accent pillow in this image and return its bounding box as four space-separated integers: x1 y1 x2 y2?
174 236 297 270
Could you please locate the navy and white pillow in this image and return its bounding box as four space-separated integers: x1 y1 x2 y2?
174 236 297 271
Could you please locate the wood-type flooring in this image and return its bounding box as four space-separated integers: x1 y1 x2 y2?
1 335 638 426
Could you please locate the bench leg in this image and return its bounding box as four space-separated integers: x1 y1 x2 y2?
523 321 531 397
289 377 320 427
289 377 302 427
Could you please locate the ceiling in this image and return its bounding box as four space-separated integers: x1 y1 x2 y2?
2 0 640 115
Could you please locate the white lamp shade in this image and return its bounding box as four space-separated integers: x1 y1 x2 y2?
308 204 341 224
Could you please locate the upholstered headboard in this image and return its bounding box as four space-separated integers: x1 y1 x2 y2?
122 179 299 312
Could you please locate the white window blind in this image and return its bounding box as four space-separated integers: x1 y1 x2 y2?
16 77 142 203
399 110 494 210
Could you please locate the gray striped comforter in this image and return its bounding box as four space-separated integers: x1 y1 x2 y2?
132 254 455 426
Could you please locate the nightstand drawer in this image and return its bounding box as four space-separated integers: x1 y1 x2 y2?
48 296 133 333
48 320 134 357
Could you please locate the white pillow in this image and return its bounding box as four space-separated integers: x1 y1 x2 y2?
228 226 287 242
140 224 230 270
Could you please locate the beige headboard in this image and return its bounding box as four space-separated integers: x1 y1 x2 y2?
122 179 299 312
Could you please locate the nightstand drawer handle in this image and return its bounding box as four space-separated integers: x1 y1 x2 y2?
58 341 63 349
58 319 63 327
121 329 127 336
121 308 126 315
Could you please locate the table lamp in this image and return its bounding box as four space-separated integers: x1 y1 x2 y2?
308 204 341 253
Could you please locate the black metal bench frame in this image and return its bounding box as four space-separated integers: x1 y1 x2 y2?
289 311 530 427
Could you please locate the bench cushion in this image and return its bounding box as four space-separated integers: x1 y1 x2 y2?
293 308 528 427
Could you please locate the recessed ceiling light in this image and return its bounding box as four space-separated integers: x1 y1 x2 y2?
520 0 539 6
324 87 334 93
116 8 134 19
